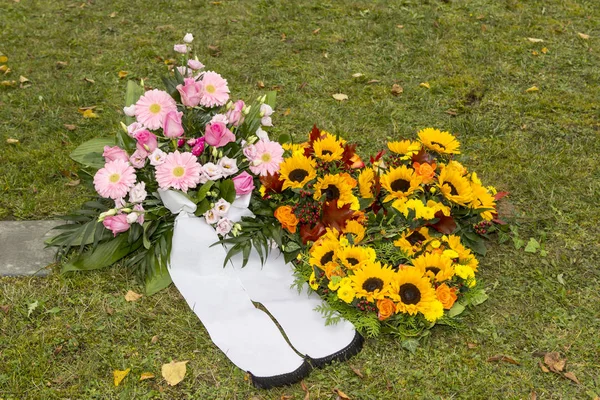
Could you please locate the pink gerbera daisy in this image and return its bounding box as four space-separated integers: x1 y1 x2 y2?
155 151 202 192
134 89 177 130
94 159 137 200
200 71 230 108
248 139 284 176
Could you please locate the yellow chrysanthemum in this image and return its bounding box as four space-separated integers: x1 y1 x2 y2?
426 200 451 216
387 140 421 159
358 168 376 199
350 261 395 302
338 245 377 271
282 142 307 156
392 198 436 220
337 283 356 303
391 267 444 322
411 252 455 283
342 220 366 244
444 235 479 273
470 183 496 221
313 174 358 209
437 165 474 206
279 154 317 190
309 270 319 290
393 227 433 257
417 128 461 155
380 165 423 202
455 264 475 280
313 134 345 162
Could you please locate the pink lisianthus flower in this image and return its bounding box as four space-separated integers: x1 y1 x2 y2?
174 44 188 54
123 104 136 117
260 104 274 127
94 159 137 200
216 218 233 236
204 122 235 148
243 143 257 160
127 122 146 137
126 204 145 225
102 146 129 163
128 182 147 203
232 171 255 195
226 100 245 126
103 214 130 237
217 156 238 177
129 149 148 169
213 199 231 217
163 110 184 138
248 139 284 176
134 130 158 153
200 162 223 181
200 71 230 108
155 151 202 192
176 78 203 107
149 148 167 166
211 113 229 125
176 66 193 78
135 89 177 130
188 59 204 70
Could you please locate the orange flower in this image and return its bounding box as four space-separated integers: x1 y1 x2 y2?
377 298 396 321
436 283 458 310
413 162 437 184
274 205 299 233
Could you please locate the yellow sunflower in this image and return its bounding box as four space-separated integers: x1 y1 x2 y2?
342 220 366 244
391 267 444 322
387 140 421 159
313 134 345 162
338 245 377 271
308 238 340 272
417 128 461 155
437 165 474 206
380 165 423 202
358 168 376 199
470 182 496 221
411 251 455 283
350 261 395 302
313 174 358 209
393 227 433 256
279 154 317 190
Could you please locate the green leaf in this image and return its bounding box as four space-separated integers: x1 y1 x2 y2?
401 338 420 354
469 289 489 306
219 179 236 203
27 301 39 317
195 199 211 216
447 302 466 318
70 137 115 169
124 80 144 125
265 90 277 108
145 266 172 295
524 238 540 253
277 133 292 145
62 233 142 272
45 307 62 315
196 181 214 202
283 241 301 253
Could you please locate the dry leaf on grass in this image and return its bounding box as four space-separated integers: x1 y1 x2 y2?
366 79 380 84
139 372 155 381
312 28 321 35
577 32 590 40
349 365 364 378
544 352 566 373
332 93 348 101
538 361 549 373
0 305 11 314
83 77 95 84
6 138 19 144
0 55 8 63
151 335 159 344
257 81 265 88
525 86 539 93
300 380 310 400
487 355 520 365
530 391 537 400
82 109 99 118
419 82 430 89
333 388 351 399
118 71 128 79
109 11 117 17
113 368 130 386
65 179 80 187
124 290 142 302
527 37 544 43
563 371 580 384
162 360 188 386
391 84 403 96
64 124 77 130
352 73 364 78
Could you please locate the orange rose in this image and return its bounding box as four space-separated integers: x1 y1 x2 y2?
377 298 396 321
413 162 437 184
436 283 458 310
274 206 299 233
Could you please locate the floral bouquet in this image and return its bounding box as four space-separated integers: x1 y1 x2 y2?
231 125 507 342
48 34 282 294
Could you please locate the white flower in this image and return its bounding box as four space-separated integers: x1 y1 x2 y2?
217 156 238 177
149 148 167 166
213 199 231 217
128 182 147 204
261 116 273 127
201 162 224 181
123 105 136 117
255 127 270 141
216 218 233 236
126 212 139 224
210 113 229 125
174 44 188 54
260 103 273 117
183 33 194 43
204 209 219 225
176 66 193 78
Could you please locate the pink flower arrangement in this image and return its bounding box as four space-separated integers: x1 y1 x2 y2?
226 100 245 126
163 110 184 138
204 122 235 148
232 171 255 195
134 130 158 153
248 139 284 176
155 151 202 192
103 146 129 163
176 78 203 107
103 214 130 237
93 159 137 200
134 89 177 130
199 71 230 107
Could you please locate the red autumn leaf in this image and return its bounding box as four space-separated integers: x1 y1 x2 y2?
299 222 327 244
369 149 386 164
492 217 507 225
411 148 435 165
259 173 284 194
322 202 355 231
428 212 457 234
309 124 322 143
494 191 509 201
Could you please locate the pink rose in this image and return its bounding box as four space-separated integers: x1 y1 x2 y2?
232 171 255 195
226 100 245 126
103 214 130 237
163 110 184 138
176 78 203 107
134 130 158 153
204 122 235 148
102 146 129 163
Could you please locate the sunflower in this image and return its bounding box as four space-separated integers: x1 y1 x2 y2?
437 165 474 206
387 140 421 159
308 238 343 278
279 154 317 190
444 235 479 273
411 251 455 282
350 261 395 302
393 227 433 257
417 128 461 155
338 245 377 271
342 220 366 244
313 134 345 162
358 168 376 199
470 182 496 221
391 267 444 322
380 165 423 202
313 174 358 209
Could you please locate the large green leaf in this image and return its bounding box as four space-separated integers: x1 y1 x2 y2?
124 80 144 125
62 233 142 272
264 90 277 108
70 137 115 169
219 179 236 203
145 266 172 295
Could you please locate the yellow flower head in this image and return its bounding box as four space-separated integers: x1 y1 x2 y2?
394 227 432 257
392 198 436 220
470 182 496 221
279 154 317 190
391 267 443 322
313 174 358 209
437 164 474 206
387 140 421 159
417 128 461 155
337 283 356 304
350 261 395 302
358 167 376 199
282 142 307 156
309 270 319 290
313 134 345 162
342 220 366 244
380 165 423 202
337 245 376 271
308 238 340 273
411 251 455 283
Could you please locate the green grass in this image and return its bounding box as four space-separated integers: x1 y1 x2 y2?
1 0 599 398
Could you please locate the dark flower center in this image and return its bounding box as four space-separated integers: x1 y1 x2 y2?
425 266 440 275
346 257 359 266
289 169 309 182
362 277 384 292
324 184 340 201
322 150 333 155
320 251 334 265
390 178 410 192
446 182 459 196
406 231 426 246
431 141 446 150
399 283 421 305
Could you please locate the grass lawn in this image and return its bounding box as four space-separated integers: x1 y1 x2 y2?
1 0 599 398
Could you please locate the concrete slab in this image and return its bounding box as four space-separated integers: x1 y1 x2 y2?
0 220 63 276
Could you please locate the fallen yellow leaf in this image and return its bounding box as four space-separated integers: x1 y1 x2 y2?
563 371 580 384
0 55 7 63
544 352 566 373
577 32 590 40
83 77 95 84
19 76 29 83
118 71 129 79
312 28 321 35
77 106 97 113
257 81 265 88
0 65 8 73
64 124 77 131
332 93 348 101
113 368 130 386
391 84 403 95
525 86 539 93
1 80 16 87
124 290 142 302
162 360 188 386
109 11 117 17
541 47 548 54
527 37 544 43
531 50 539 56
82 109 99 118
7 138 19 144
139 372 155 381
419 82 430 89
352 73 364 78
333 388 351 399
